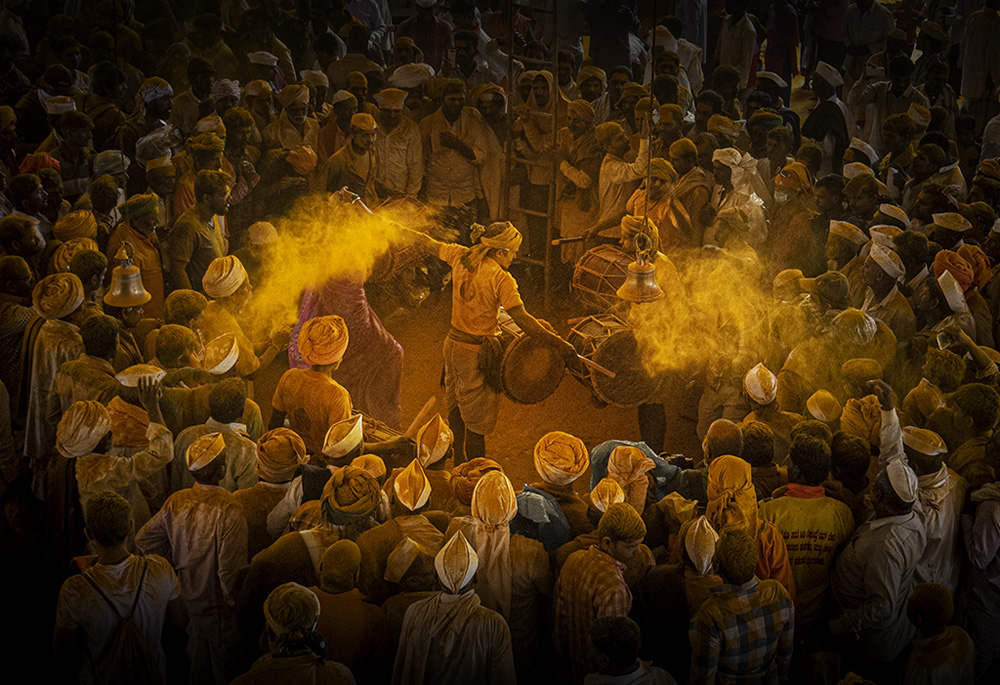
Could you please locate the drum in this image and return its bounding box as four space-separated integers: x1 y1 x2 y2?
572 245 631 312
497 312 566 404
568 314 659 407
360 412 412 470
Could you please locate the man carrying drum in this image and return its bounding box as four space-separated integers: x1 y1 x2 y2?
416 220 578 463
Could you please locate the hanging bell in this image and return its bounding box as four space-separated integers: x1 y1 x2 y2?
104 241 151 308
616 232 663 303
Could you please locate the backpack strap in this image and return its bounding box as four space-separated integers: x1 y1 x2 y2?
81 557 148 620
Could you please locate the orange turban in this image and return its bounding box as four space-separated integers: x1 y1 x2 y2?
606 446 655 514
957 245 991 291
450 457 504 505
256 428 307 482
298 315 349 366
932 250 974 293
52 210 97 241
706 455 758 539
533 431 588 485
107 396 150 447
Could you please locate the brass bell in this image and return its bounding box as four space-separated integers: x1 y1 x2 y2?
617 232 663 303
104 241 151 308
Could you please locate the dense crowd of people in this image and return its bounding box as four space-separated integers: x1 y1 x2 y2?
3 0 1000 683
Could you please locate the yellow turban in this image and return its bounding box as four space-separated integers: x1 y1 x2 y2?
578 65 607 87
56 400 111 458
648 157 678 182
706 455 758 539
186 432 225 471
244 79 273 97
591 477 626 512
351 454 387 480
0 105 14 131
139 77 173 103
107 396 150 448
957 244 991 291
533 431 588 485
202 255 249 298
186 132 225 154
195 114 226 138
450 457 504 506
607 445 655 514
472 221 522 251
597 501 647 541
298 315 349 366
471 470 517 616
346 71 368 88
263 582 321 636
256 428 306 483
51 237 99 274
775 161 814 196
52 210 97 241
394 458 432 511
33 272 84 319
351 112 377 131
840 395 882 448
708 114 740 142
567 99 595 124
669 137 697 158
806 390 842 423
435 530 478 593
617 82 647 103
416 413 453 466
278 84 310 107
321 465 381 525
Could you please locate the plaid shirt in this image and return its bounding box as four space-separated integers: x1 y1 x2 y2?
554 546 632 683
689 578 794 684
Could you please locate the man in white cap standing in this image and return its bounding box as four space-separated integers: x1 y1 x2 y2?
136 432 249 685
860 243 916 344
871 378 967 595
374 87 423 200
828 413 926 680
392 530 516 685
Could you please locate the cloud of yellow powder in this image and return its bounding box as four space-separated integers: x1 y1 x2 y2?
628 248 807 378
247 195 436 332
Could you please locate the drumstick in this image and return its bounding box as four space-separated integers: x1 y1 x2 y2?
404 396 438 439
551 236 587 245
577 355 617 379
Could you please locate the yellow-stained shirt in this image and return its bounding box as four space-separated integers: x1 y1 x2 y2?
272 367 353 454
439 243 523 337
759 493 855 626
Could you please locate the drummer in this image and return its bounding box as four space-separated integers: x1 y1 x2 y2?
418 220 578 463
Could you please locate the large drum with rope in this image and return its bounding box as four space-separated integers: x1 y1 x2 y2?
572 245 631 312
567 314 659 407
496 311 566 404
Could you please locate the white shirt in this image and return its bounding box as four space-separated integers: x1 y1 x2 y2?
376 115 424 197
55 554 180 685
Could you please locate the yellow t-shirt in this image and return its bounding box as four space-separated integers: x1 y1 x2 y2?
758 493 855 626
272 368 353 453
440 243 524 337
